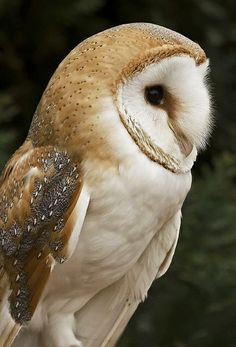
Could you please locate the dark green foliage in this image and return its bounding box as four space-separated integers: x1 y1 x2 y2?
0 0 236 346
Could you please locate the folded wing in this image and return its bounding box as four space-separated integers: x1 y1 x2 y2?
0 141 90 347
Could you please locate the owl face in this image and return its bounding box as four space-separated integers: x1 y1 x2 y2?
116 55 211 170
32 23 212 173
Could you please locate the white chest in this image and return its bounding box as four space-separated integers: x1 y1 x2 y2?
49 155 191 295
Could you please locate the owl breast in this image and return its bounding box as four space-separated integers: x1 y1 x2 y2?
39 149 191 318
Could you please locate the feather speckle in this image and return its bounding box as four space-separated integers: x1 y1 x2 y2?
0 145 83 327
0 22 212 347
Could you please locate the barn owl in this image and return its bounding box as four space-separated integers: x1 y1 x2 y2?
0 23 211 347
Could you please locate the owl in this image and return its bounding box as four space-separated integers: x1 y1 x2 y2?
0 23 212 347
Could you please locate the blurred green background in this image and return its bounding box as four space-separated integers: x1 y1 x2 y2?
0 0 236 346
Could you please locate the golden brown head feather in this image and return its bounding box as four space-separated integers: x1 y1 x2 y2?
0 23 210 346
27 23 206 164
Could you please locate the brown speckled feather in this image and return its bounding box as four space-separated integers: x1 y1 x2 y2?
0 140 84 346
0 22 209 347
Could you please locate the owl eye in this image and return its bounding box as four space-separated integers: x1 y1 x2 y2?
144 85 164 106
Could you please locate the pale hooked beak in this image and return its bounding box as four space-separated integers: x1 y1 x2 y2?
168 121 193 157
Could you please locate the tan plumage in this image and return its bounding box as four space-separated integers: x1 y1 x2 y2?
0 143 83 345
0 23 212 347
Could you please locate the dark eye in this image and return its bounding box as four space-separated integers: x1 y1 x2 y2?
144 85 164 106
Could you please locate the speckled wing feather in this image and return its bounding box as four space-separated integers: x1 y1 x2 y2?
0 141 89 346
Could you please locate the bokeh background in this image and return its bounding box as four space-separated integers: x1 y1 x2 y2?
0 0 236 346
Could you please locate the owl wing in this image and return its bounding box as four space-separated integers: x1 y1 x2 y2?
0 141 90 347
74 211 181 347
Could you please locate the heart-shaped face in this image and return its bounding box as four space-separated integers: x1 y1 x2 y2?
29 23 212 173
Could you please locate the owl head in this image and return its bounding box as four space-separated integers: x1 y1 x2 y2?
30 23 212 173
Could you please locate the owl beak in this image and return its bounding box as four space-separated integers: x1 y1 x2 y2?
177 135 193 157
168 121 193 157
